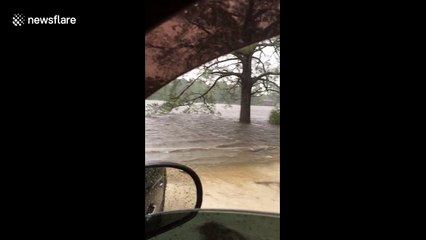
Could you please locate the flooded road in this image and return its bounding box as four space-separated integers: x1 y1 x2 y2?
145 100 280 213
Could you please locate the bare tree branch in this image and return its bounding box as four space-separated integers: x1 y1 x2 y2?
268 38 280 58
267 88 280 94
260 78 280 92
211 71 243 78
174 81 196 100
226 78 241 92
204 58 240 69
251 89 263 96
231 52 246 61
252 56 267 73
265 78 280 90
253 72 280 82
188 74 236 102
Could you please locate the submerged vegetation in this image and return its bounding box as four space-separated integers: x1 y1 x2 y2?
269 108 280 125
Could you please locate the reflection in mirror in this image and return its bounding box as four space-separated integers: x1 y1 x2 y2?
163 168 197 211
145 167 167 215
145 167 198 215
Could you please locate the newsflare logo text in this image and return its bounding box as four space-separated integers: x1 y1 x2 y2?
12 13 77 27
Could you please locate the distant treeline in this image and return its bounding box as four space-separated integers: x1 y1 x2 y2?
148 79 280 106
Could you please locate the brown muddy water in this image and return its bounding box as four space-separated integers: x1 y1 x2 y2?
145 100 280 213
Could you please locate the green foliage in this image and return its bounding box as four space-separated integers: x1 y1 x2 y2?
146 78 221 115
269 108 280 125
149 78 278 106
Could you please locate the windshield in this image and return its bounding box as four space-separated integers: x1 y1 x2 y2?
145 0 280 215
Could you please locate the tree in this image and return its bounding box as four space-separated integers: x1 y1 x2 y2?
232 37 280 123
152 36 280 123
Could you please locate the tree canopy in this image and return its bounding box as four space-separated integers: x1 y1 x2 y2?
147 36 280 123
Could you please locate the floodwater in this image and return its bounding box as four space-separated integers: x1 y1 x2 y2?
145 100 280 213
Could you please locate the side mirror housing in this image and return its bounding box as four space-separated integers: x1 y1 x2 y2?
145 162 203 215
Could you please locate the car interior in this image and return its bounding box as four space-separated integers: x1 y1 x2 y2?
145 0 280 239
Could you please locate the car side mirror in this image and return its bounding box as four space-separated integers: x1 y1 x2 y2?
145 162 203 215
145 162 203 239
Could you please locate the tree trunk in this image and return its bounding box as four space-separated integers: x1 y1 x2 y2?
238 53 253 123
239 82 252 123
